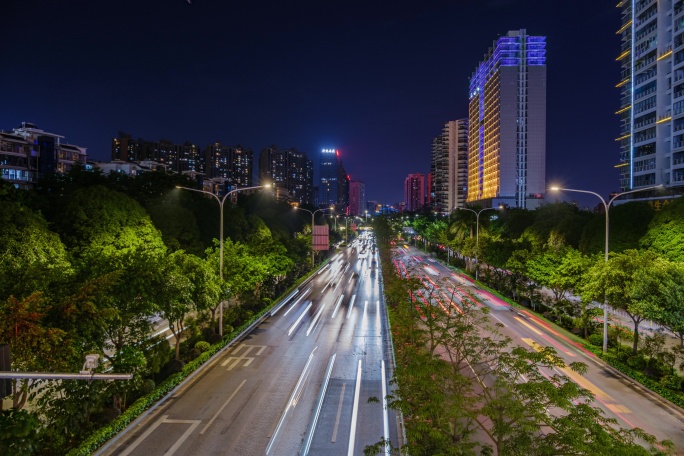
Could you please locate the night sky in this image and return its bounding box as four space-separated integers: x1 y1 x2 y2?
2 0 620 208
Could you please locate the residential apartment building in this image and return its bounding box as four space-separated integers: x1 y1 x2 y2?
430 119 469 214
0 122 87 189
467 29 547 209
258 145 314 205
348 181 366 215
404 173 426 212
111 134 253 188
616 0 684 191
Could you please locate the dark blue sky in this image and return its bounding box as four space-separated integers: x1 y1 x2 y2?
2 0 620 207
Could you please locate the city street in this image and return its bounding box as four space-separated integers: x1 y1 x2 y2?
395 243 684 453
100 232 400 456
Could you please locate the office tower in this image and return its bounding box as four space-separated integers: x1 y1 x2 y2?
348 181 366 215
616 1 684 191
404 173 426 212
319 148 339 208
468 29 547 209
430 119 469 214
258 146 314 205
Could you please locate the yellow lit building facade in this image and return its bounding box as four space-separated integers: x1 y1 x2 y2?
467 29 547 209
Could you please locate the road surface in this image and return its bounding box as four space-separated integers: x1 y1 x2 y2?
101 232 400 456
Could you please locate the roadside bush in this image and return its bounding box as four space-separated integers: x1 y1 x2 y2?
626 354 647 371
660 374 683 391
194 341 211 352
587 334 603 347
184 348 201 362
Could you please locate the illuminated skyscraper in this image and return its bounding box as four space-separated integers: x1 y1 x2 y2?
349 181 365 215
431 119 469 214
468 29 546 209
404 173 425 212
616 1 684 192
319 148 339 207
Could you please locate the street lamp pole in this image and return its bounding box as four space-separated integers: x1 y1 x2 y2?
176 184 268 337
295 207 330 266
456 206 500 281
550 184 662 353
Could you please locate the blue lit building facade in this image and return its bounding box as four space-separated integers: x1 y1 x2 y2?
616 0 684 192
319 148 339 207
467 29 547 209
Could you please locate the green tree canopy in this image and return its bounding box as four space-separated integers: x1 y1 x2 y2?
0 201 72 302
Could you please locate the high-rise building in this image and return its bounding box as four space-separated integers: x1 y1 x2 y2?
319 148 339 208
616 1 684 192
111 133 253 187
430 119 469 214
348 181 366 215
468 29 547 209
404 173 425 212
1 122 87 188
258 145 313 204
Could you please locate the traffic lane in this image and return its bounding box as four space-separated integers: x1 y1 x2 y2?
485 306 684 451
397 246 684 450
106 263 358 456
307 272 393 454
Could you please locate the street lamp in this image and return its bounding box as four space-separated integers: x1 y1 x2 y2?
456 205 502 281
549 184 662 353
176 183 270 337
295 207 331 266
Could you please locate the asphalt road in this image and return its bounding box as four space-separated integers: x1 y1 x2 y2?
101 232 399 456
395 243 684 454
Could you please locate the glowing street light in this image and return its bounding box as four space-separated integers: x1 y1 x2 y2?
176 183 270 337
456 205 503 281
549 184 662 353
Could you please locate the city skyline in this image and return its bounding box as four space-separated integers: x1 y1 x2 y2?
1 0 621 207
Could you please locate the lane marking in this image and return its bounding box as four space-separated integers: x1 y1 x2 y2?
331 383 347 443
199 379 247 434
221 344 267 370
283 288 312 317
381 360 390 456
266 348 317 455
119 415 201 456
302 353 337 455
271 288 300 316
514 316 543 335
163 419 201 456
306 302 328 336
331 294 345 319
348 360 363 456
346 294 357 319
288 302 313 336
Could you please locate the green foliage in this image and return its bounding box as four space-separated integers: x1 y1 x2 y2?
640 196 684 262
0 201 72 301
194 341 211 352
0 409 41 456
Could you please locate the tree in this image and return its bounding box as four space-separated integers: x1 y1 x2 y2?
0 293 69 410
655 261 684 347
0 201 72 302
154 251 194 361
581 250 669 354
640 196 684 262
526 247 590 303
378 243 671 455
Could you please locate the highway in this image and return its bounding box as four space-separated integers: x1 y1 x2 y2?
395 242 684 453
101 231 400 456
